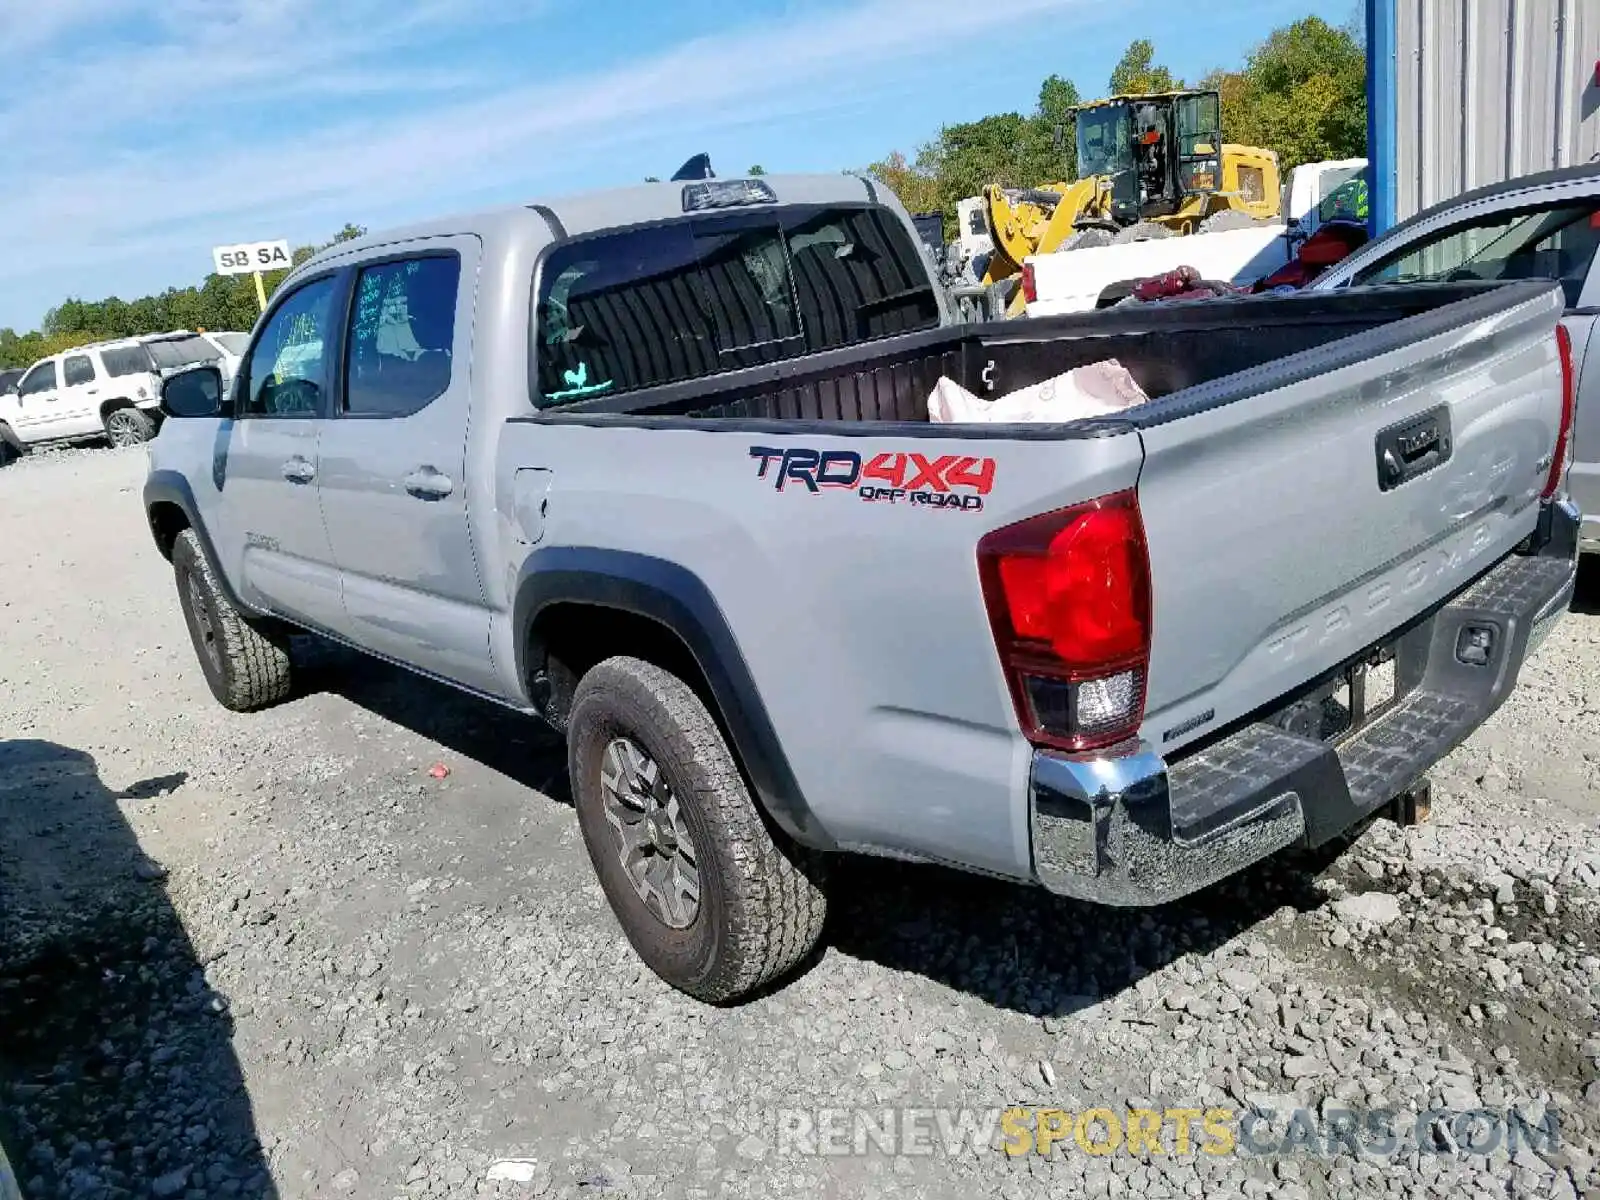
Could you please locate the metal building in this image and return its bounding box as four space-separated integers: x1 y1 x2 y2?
1367 0 1600 233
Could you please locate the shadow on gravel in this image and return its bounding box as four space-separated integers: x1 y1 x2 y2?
1572 555 1600 616
296 639 571 802
826 843 1348 1015
294 639 1363 1012
0 740 277 1200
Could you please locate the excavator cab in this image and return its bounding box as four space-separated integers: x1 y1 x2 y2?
1074 91 1223 220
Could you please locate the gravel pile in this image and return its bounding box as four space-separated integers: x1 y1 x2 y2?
0 450 1597 1200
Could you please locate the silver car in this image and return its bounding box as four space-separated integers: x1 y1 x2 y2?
1314 163 1600 556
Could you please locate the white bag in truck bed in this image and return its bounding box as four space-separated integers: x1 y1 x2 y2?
927 361 1151 423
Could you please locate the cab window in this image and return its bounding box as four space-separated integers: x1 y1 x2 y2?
241 276 339 417
18 362 58 396
343 255 461 417
63 356 96 386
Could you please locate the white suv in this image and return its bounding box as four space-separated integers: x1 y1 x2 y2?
0 331 243 461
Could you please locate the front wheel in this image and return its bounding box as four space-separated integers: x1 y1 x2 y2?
105 406 157 447
568 656 828 1002
172 529 293 711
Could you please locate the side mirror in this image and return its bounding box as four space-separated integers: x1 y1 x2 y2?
161 365 224 419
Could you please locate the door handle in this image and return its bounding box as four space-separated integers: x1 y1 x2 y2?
404 466 454 500
282 457 316 484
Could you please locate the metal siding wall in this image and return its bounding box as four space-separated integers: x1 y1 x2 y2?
1393 0 1600 220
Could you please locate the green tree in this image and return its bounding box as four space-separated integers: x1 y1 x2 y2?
0 223 369 368
747 165 767 176
1017 73 1082 184
1108 39 1178 96
868 73 1085 239
1216 17 1366 169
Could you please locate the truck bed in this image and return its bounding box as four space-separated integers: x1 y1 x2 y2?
528 282 1536 429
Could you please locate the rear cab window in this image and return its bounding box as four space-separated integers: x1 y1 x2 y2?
533 205 939 405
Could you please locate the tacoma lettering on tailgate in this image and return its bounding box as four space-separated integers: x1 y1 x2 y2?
749 447 996 513
1265 520 1496 665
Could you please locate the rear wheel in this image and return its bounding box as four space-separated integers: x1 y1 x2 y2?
568 656 828 1002
104 406 157 447
172 529 293 711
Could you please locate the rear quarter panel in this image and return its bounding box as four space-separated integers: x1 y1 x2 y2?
497 420 1141 880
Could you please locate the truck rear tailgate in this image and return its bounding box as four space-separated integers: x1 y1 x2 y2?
1133 280 1567 757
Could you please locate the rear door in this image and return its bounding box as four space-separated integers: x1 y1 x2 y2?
311 238 499 693
58 353 104 436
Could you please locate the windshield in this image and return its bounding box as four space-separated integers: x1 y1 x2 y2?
1076 105 1131 179
146 336 222 370
1352 201 1600 305
1316 167 1369 224
210 332 250 355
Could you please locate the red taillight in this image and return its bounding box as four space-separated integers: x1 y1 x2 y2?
1545 323 1576 499
977 491 1152 752
1021 261 1038 305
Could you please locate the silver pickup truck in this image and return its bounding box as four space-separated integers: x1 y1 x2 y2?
144 173 1580 1003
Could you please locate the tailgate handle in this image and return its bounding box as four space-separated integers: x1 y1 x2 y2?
1375 405 1452 493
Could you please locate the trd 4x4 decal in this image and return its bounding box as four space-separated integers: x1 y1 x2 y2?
749 447 996 512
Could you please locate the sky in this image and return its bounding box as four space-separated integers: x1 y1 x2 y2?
0 0 1359 331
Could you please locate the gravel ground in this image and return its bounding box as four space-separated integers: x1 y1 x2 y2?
1 443 1597 1200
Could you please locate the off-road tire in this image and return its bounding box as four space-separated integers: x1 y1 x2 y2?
104 405 157 447
172 529 292 711
568 656 828 1002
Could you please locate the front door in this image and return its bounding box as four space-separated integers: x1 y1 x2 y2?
7 360 62 441
212 272 345 632
312 238 499 693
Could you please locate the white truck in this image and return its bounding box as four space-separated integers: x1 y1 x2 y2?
1023 158 1368 317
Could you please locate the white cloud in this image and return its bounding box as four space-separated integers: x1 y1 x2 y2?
0 0 1101 324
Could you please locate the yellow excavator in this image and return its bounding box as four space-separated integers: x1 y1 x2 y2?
977 89 1281 292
